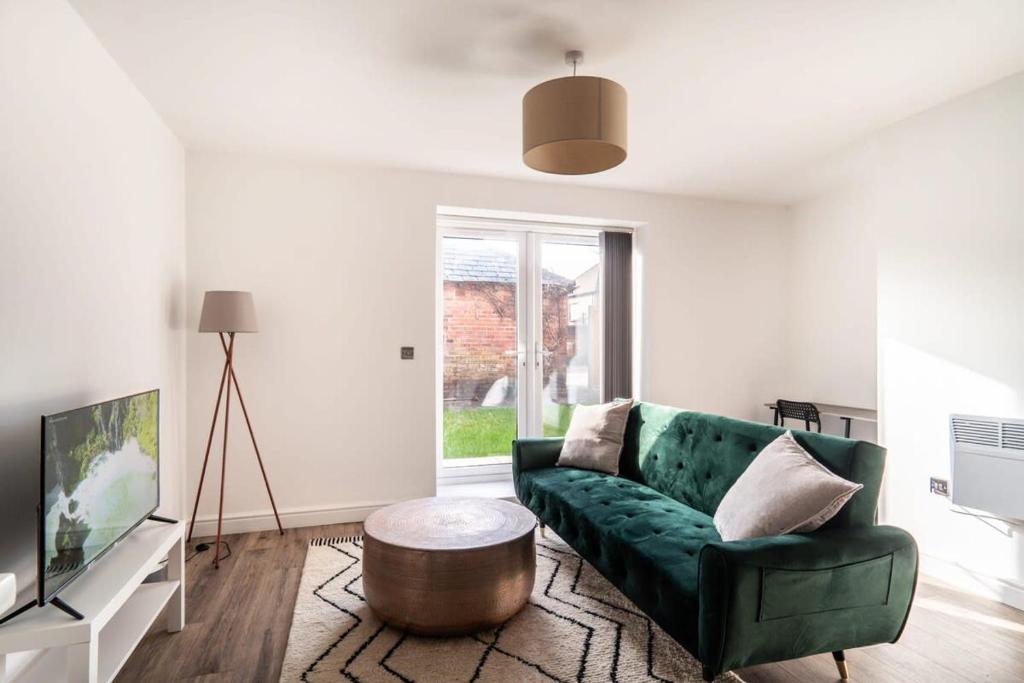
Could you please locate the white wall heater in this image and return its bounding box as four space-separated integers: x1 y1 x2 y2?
950 414 1024 520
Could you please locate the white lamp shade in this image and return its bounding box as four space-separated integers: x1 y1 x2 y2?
199 291 259 333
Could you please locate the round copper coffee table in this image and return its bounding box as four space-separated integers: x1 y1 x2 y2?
362 497 536 636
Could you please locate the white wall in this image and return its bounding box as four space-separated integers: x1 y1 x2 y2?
788 71 1024 607
874 72 1024 607
784 186 878 440
186 152 789 533
0 0 186 634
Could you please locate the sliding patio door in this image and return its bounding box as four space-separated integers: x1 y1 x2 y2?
440 228 602 474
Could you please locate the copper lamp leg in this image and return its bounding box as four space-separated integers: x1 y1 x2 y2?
219 336 284 535
213 333 235 568
192 329 281 568
186 353 230 543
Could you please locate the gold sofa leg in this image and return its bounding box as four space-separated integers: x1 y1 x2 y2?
833 651 849 680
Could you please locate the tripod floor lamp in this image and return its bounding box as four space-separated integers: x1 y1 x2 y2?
188 290 283 567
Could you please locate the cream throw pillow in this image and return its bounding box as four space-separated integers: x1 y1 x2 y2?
556 400 634 475
713 431 863 542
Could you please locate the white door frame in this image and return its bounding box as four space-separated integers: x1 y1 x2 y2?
527 232 602 437
436 219 618 483
437 227 530 481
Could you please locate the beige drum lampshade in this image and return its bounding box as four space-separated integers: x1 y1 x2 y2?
522 75 627 175
199 291 259 333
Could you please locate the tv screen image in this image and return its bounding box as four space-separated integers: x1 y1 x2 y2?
40 389 159 603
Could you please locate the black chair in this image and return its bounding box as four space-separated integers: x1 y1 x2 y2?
774 399 821 432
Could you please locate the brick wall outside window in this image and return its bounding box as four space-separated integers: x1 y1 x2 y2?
443 281 571 407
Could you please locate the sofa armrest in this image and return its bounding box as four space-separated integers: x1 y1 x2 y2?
511 438 563 500
698 525 918 675
512 438 563 473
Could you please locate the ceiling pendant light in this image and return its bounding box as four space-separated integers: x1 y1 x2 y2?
522 50 627 175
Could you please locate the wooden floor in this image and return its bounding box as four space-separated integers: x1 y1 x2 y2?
118 523 1024 683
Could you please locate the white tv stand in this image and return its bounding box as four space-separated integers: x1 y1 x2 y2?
0 520 185 683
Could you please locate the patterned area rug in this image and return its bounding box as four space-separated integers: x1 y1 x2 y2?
280 532 740 682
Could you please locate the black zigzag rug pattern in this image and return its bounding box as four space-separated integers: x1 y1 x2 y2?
280 533 740 683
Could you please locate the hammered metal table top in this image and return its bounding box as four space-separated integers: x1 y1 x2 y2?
363 497 536 551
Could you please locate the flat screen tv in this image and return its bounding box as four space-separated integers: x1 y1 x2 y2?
38 389 160 606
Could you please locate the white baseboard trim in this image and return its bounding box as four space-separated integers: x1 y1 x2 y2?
189 500 398 538
919 552 1024 611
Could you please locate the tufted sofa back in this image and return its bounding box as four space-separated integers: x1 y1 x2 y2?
618 402 885 528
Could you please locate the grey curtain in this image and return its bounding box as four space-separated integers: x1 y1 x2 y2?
601 231 632 402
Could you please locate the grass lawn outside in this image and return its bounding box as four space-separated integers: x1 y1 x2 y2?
443 404 575 459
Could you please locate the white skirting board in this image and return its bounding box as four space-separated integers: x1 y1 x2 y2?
190 481 528 540
188 484 521 537
188 501 399 537
920 553 1024 612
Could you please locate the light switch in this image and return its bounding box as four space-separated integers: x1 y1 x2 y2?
401 346 414 360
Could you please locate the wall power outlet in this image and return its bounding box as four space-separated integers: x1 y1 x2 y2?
929 477 950 497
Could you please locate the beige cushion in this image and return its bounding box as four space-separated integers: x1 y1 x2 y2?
556 400 634 475
713 431 863 542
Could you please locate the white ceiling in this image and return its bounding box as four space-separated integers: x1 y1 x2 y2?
70 0 1024 203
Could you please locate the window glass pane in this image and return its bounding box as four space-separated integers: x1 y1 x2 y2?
442 236 518 461
541 239 601 437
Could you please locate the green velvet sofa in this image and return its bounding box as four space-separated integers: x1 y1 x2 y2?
513 402 917 681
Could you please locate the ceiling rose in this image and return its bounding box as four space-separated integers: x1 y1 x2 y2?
522 50 627 175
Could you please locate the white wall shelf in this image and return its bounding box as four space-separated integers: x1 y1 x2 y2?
0 520 185 683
